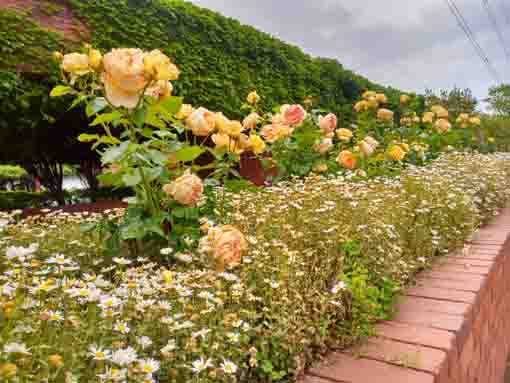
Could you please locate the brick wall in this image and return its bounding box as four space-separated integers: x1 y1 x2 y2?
302 208 510 383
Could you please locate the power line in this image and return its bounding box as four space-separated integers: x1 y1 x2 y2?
482 0 510 65
444 0 502 84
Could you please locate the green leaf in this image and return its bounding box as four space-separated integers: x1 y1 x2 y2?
91 135 122 150
143 166 163 182
91 111 123 126
133 107 147 129
78 133 100 143
102 141 130 164
86 97 108 117
159 96 183 115
50 85 74 98
175 146 205 162
145 113 167 130
122 170 142 187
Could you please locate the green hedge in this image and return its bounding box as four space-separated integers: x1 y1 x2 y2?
0 0 402 124
0 191 53 210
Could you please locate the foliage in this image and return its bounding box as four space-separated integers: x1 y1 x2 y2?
0 191 53 210
485 84 510 117
0 165 28 180
424 87 478 118
1 153 510 382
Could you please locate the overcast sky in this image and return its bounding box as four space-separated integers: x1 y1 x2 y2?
189 0 510 108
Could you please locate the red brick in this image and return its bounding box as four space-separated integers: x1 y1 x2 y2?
414 276 483 292
309 353 434 383
375 322 454 351
431 263 490 275
422 270 486 284
396 296 470 316
393 310 464 332
350 338 446 374
299 376 337 383
406 286 476 304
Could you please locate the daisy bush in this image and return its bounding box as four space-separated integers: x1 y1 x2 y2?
2 153 510 382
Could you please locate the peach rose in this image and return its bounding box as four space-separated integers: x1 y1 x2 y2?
336 150 357 169
208 225 248 267
145 80 173 101
101 48 148 108
186 107 216 136
319 113 337 137
261 123 291 143
242 112 260 130
143 49 179 81
281 104 306 126
435 119 451 134
358 137 379 158
377 108 394 122
431 105 449 119
314 138 333 154
163 171 203 206
212 133 243 154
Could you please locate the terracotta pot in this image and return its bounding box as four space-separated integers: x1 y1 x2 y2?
239 152 277 186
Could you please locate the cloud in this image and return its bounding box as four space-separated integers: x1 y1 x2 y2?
189 0 510 105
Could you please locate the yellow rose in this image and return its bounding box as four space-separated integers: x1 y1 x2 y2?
53 51 64 62
377 108 394 122
362 90 377 100
431 105 449 119
336 150 357 169
101 48 148 108
422 112 435 124
336 128 353 142
176 104 194 120
488 137 495 144
88 49 102 70
249 134 266 155
313 163 328 173
399 143 410 152
366 96 379 109
375 93 388 104
226 120 243 138
435 118 451 134
354 100 369 113
143 49 180 81
400 94 411 105
469 116 481 126
48 355 64 368
242 112 260 130
214 112 230 134
246 90 260 105
186 107 216 136
0 363 17 379
61 52 91 77
145 80 173 101
163 171 204 206
456 113 469 124
387 145 406 161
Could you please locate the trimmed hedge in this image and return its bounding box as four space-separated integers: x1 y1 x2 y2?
0 191 53 210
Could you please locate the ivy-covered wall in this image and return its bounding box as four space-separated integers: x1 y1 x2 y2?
0 0 402 118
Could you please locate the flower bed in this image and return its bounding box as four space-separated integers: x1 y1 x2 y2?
1 153 510 382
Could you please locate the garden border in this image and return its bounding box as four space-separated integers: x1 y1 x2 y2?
301 208 510 383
